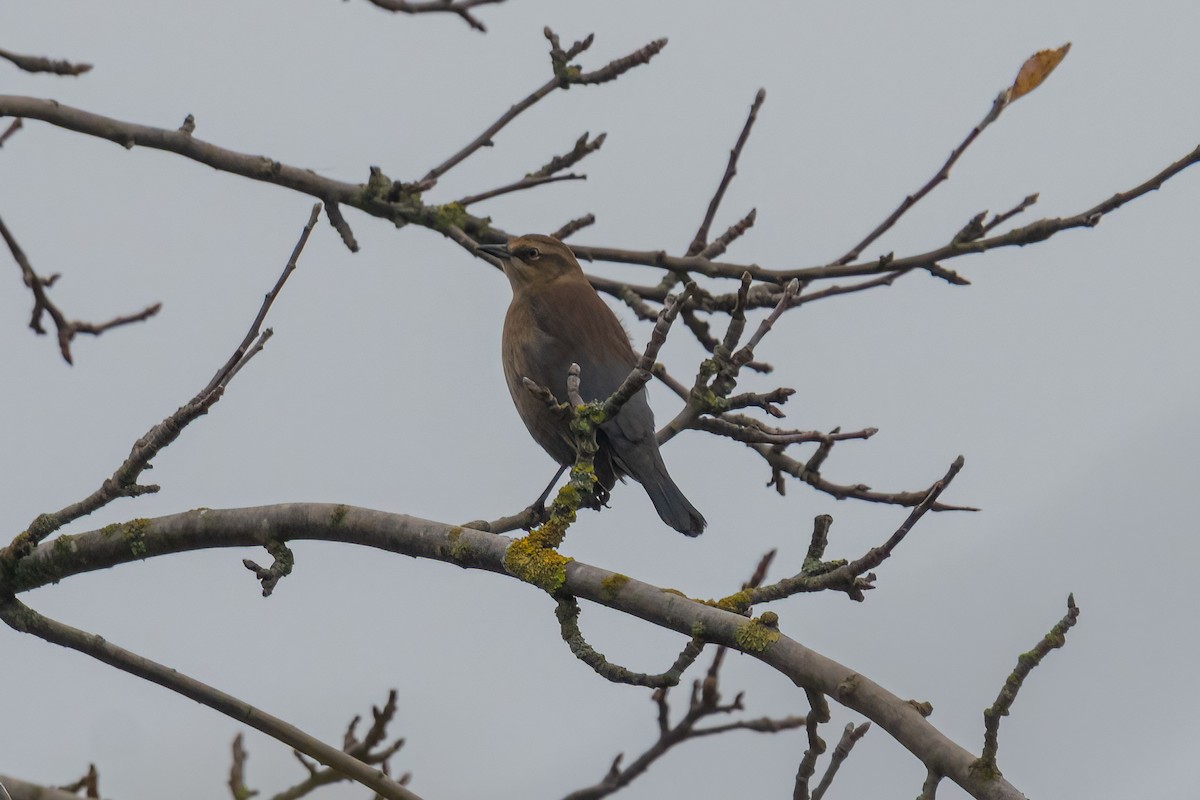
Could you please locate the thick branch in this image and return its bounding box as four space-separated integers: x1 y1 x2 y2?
10 505 1029 800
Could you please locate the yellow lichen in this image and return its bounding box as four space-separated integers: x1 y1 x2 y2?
446 527 473 563
599 573 630 602
503 536 572 594
732 616 781 653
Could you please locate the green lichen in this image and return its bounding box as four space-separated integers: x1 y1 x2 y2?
503 536 572 594
28 513 58 540
446 527 473 563
52 534 75 555
599 573 629 602
660 587 687 598
256 157 282 178
123 518 151 558
330 505 348 527
907 699 934 717
733 615 780 653
427 201 468 233
715 590 752 614
358 166 392 203
100 523 121 538
968 757 1002 781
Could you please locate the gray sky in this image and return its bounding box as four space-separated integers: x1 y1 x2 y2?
3 2 1198 798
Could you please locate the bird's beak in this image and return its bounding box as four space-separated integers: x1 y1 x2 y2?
477 243 511 259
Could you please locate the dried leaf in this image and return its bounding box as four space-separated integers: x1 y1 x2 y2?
1009 43 1071 102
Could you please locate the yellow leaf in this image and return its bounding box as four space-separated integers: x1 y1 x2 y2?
1009 43 1071 102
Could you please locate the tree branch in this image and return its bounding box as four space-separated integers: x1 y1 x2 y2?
0 213 161 363
354 0 506 33
0 595 422 800
10 505 1031 800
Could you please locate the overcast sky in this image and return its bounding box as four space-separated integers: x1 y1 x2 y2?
3 2 1198 799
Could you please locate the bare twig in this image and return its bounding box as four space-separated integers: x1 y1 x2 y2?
687 89 766 256
551 214 595 241
229 735 258 800
983 193 1039 234
0 213 161 364
728 458 967 609
0 47 92 75
56 764 99 798
0 118 22 146
456 172 584 207
571 37 667 85
793 713 826 800
811 722 870 800
354 0 506 33
242 540 295 597
698 207 756 260
529 132 606 178
832 90 1008 265
421 30 660 185
602 283 695 419
322 201 359 252
692 417 876 447
920 768 942 800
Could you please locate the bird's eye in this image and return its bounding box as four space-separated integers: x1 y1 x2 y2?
522 247 541 261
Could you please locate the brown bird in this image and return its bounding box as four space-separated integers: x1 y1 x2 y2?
480 234 706 536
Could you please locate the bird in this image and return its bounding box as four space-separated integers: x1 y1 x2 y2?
479 233 706 536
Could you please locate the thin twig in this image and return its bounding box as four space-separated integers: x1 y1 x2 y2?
975 594 1080 778
0 118 22 146
698 208 756 260
0 47 92 76
0 213 161 364
811 722 870 800
831 91 1008 265
687 89 766 256
602 284 695 419
456 172 584 207
355 0 506 33
529 132 606 178
551 214 595 241
420 29 586 184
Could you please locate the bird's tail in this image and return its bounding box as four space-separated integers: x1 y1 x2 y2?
641 469 706 536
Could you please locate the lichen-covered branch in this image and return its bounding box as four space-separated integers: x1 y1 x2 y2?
973 594 1081 779
5 504 1032 800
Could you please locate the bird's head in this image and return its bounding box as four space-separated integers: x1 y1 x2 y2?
478 234 582 291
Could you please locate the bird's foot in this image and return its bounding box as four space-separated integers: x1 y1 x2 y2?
522 502 551 530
